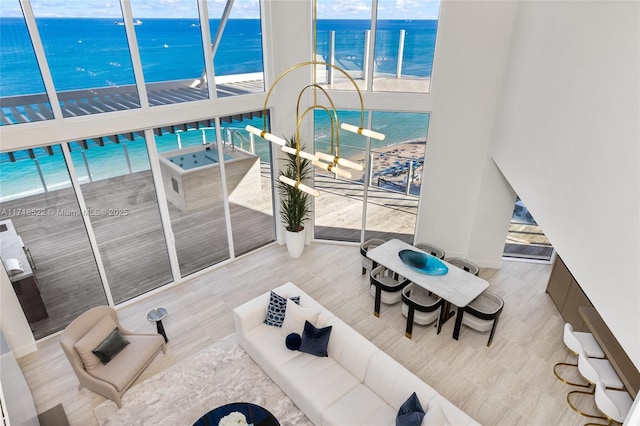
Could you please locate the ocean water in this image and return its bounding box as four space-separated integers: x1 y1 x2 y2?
0 18 436 201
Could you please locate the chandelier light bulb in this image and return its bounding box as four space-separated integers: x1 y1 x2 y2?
340 123 385 141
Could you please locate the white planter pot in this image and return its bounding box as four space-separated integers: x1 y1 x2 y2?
285 228 306 258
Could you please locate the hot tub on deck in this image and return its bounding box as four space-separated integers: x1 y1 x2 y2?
159 145 261 212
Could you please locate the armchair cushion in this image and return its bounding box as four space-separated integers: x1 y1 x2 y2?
88 334 164 392
74 315 119 370
92 327 130 365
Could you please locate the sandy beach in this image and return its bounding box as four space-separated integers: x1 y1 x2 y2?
341 139 427 191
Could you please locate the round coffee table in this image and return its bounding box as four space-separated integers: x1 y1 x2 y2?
193 402 279 426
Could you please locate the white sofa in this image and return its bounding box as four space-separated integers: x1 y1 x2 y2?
233 282 480 426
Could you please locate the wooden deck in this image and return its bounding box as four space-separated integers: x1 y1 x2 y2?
0 164 276 339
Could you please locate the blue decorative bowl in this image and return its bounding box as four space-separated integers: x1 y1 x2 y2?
398 249 449 275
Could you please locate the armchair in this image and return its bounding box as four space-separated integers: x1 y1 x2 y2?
60 306 166 407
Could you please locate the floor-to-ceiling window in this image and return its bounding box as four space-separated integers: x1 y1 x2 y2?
312 0 439 243
0 145 107 339
0 2 54 125
131 0 208 105
313 110 367 241
364 112 428 242
220 115 276 256
155 124 231 276
208 0 265 94
315 0 440 93
313 110 427 242
31 1 141 116
68 136 173 304
504 197 554 262
0 0 271 338
372 1 439 93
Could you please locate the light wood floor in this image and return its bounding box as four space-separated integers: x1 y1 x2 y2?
18 242 601 425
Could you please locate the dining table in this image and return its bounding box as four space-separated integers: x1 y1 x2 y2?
366 239 489 329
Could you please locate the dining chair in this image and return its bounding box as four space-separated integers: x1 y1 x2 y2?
369 265 410 316
567 350 625 419
553 323 605 387
452 290 504 346
360 238 386 275
414 242 445 260
400 283 444 339
445 257 479 276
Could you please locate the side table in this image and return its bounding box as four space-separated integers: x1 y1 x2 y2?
147 308 168 343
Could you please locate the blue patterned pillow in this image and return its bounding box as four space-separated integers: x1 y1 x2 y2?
264 291 300 327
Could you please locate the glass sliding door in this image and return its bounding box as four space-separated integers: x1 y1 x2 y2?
0 145 106 339
220 116 276 256
68 136 172 304
313 110 367 242
364 112 427 242
155 124 231 276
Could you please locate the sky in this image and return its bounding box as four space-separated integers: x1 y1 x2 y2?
0 0 440 20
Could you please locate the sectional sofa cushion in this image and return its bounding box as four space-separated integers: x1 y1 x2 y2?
324 316 379 382
241 323 302 380
364 351 438 412
322 384 396 426
278 353 360 426
422 401 450 426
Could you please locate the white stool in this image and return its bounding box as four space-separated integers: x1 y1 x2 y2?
590 380 634 426
554 323 605 387
567 350 624 419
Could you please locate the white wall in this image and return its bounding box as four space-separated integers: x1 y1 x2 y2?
415 0 519 268
0 268 36 357
491 1 640 366
262 0 314 244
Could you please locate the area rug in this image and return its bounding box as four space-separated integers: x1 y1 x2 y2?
93 334 312 425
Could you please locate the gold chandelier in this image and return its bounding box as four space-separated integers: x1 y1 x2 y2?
246 0 385 197
246 60 385 197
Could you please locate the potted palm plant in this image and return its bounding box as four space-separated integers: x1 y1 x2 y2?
278 135 313 258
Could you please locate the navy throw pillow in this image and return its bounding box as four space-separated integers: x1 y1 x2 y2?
285 333 302 351
264 291 300 327
396 392 425 426
299 320 332 357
